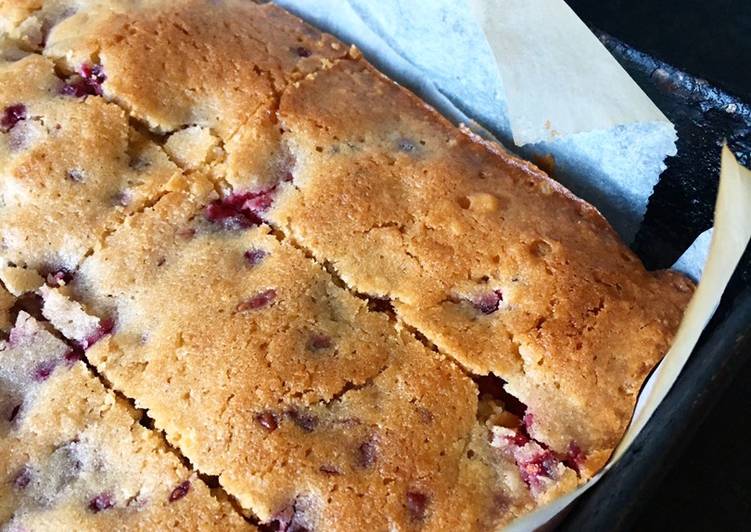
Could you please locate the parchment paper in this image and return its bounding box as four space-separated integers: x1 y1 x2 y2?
468 0 672 144
277 0 677 241
468 0 678 242
674 228 714 281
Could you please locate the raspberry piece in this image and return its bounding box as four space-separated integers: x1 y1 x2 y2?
67 169 85 182
255 411 279 432
491 425 569 495
8 323 26 347
64 347 84 365
563 441 586 474
306 333 331 351
244 248 267 266
472 290 503 314
205 192 263 229
1 104 27 132
61 63 107 98
277 148 296 182
286 409 318 433
357 438 377 468
80 318 114 350
60 80 88 98
236 289 276 312
268 505 295 532
295 46 312 57
205 188 280 229
397 138 416 152
111 190 132 206
505 429 530 447
32 359 57 382
82 64 106 85
13 466 32 490
88 492 115 513
523 413 535 431
205 198 254 229
46 268 74 287
244 191 274 214
518 449 560 489
168 480 191 502
267 499 311 532
406 491 429 520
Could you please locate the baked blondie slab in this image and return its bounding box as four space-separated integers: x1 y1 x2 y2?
20 0 691 474
38 185 570 529
0 0 694 529
0 301 250 530
265 60 695 474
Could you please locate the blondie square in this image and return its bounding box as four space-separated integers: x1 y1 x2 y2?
0 310 250 530
0 52 179 273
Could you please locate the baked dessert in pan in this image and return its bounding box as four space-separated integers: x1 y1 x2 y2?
0 1 692 529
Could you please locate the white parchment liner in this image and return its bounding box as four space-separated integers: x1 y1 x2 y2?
277 0 678 241
468 0 678 241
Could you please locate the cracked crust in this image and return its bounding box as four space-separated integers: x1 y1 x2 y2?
268 59 694 475
0 311 250 530
40 0 348 186
0 52 180 272
38 188 554 529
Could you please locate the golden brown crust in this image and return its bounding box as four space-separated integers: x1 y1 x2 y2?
0 0 694 529
0 53 180 272
43 0 348 185
0 311 250 530
50 188 540 530
270 59 693 471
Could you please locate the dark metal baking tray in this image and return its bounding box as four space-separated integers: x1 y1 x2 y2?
558 32 751 531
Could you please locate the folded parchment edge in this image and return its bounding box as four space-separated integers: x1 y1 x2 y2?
467 0 674 146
